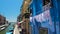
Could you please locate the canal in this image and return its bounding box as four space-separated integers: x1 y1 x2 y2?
0 22 16 34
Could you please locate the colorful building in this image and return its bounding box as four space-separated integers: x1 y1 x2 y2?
29 0 60 34
18 0 31 34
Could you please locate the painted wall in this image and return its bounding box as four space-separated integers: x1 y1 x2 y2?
30 0 60 34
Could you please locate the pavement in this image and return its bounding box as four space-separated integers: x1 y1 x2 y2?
13 24 20 34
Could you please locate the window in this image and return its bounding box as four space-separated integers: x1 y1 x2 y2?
0 18 1 21
43 0 52 11
24 13 30 18
43 0 50 6
39 27 48 34
28 7 32 14
30 9 32 14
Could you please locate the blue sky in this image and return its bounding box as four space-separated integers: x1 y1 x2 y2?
0 0 23 22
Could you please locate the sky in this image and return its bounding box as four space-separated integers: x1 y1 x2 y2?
0 0 23 22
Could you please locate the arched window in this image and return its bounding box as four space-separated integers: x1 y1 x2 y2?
24 13 30 18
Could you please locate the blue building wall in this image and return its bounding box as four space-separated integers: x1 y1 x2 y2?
30 0 60 34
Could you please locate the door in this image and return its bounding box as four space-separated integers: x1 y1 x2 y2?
39 27 48 34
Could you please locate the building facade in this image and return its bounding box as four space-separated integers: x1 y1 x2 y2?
19 0 60 34
18 0 32 34
0 15 6 25
29 0 60 34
